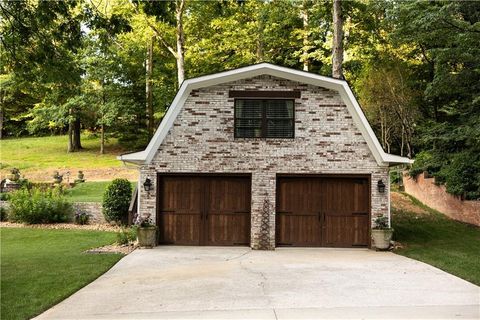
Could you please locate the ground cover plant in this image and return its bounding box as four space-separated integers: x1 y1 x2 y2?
392 193 480 286
0 228 122 320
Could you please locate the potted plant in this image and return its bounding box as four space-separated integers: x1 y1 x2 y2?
372 214 393 250
136 215 157 248
75 170 85 183
52 171 63 184
7 168 20 182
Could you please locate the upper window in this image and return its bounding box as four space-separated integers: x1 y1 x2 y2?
234 99 294 138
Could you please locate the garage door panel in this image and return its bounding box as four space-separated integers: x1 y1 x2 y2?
158 175 251 246
323 215 368 247
277 214 320 246
159 213 201 245
206 214 250 245
206 177 251 246
276 176 370 248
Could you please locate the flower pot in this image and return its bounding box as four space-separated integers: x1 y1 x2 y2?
6 174 19 182
372 229 393 250
137 226 157 248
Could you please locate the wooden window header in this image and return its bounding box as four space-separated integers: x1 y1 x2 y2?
229 90 301 99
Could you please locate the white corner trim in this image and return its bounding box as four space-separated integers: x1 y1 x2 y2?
117 63 412 166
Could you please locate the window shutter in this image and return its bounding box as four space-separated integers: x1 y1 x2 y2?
234 99 294 138
266 100 294 138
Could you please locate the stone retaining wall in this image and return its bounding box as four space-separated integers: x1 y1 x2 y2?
403 172 480 226
1 200 106 224
73 202 105 224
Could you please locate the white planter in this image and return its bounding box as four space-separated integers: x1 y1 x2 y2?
372 229 393 250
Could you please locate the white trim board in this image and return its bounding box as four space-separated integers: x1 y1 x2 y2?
118 63 413 166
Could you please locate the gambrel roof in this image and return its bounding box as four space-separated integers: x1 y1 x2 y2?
118 63 412 166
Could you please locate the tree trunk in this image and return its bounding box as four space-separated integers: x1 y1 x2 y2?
67 108 74 152
100 123 105 154
146 36 154 139
0 93 4 140
332 0 344 79
73 117 82 150
257 7 265 62
175 0 186 86
301 0 309 71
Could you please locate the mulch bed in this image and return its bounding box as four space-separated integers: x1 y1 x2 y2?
0 221 121 232
85 243 137 255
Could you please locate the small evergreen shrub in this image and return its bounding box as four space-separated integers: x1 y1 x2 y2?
9 187 73 224
103 179 132 224
74 211 90 225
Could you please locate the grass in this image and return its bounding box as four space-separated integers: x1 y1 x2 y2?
0 134 126 172
392 194 480 286
65 181 112 203
65 181 136 202
0 228 122 320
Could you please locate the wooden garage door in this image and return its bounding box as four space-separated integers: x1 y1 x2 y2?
157 175 251 246
276 176 370 247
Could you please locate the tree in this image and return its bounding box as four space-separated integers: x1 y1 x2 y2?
0 0 84 151
131 0 186 87
332 0 343 79
391 1 480 199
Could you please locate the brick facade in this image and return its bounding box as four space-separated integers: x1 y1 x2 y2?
138 75 389 249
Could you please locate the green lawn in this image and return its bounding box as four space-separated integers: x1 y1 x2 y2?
392 195 480 286
65 181 136 202
0 134 125 172
0 228 123 320
65 181 112 202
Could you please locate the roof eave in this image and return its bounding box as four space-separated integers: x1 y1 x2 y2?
117 151 147 165
383 153 414 167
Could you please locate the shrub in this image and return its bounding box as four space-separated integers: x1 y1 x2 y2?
373 215 390 230
0 207 7 221
103 179 132 224
0 193 9 201
116 227 137 245
9 187 73 224
74 211 90 225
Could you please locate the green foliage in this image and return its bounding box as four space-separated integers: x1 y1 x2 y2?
8 188 73 224
102 179 132 223
389 170 400 185
410 150 480 200
74 211 90 225
0 193 9 201
116 227 137 245
373 215 390 230
0 206 8 221
1 228 121 320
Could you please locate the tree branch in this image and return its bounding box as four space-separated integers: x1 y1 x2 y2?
442 18 480 34
128 0 177 58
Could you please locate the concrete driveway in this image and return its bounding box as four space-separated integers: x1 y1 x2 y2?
38 247 479 319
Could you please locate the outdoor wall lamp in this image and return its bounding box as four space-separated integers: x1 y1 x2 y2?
143 177 152 192
377 180 386 193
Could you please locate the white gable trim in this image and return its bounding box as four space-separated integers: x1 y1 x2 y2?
117 63 412 166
